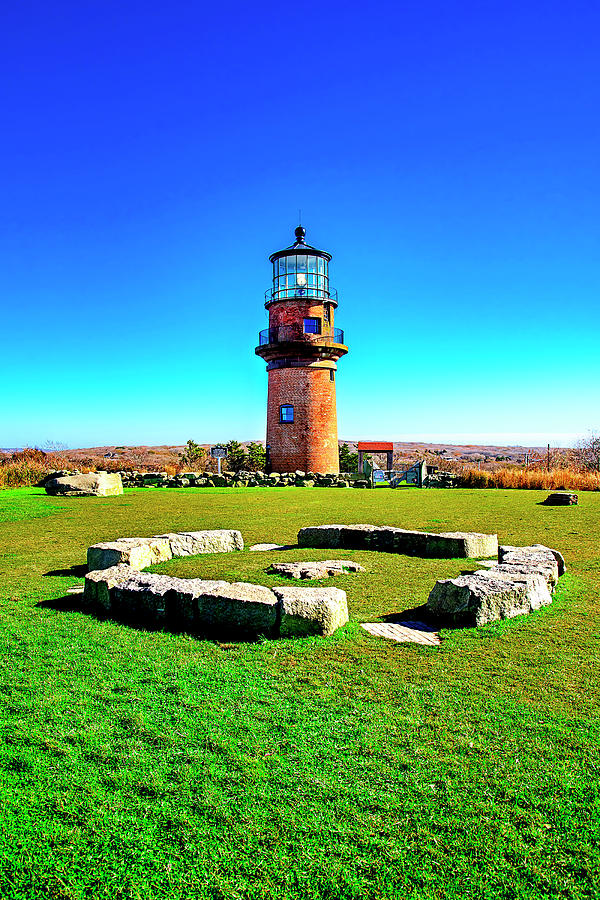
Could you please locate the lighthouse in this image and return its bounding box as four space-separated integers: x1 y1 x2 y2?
255 225 348 474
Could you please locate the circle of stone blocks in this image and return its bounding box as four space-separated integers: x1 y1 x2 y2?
83 566 348 638
269 560 366 580
297 524 498 559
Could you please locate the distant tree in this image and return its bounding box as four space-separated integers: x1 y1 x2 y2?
179 439 207 470
246 442 266 472
339 443 358 473
574 432 600 472
225 440 247 473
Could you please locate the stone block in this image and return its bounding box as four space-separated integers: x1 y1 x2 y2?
273 586 349 637
297 524 497 559
156 530 244 556
83 564 132 612
427 572 534 626
434 531 498 559
84 568 278 635
270 560 365 580
195 582 278 635
542 492 578 506
87 537 173 571
499 543 565 577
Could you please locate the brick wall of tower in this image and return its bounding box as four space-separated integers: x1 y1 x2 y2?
269 299 334 329
266 365 339 474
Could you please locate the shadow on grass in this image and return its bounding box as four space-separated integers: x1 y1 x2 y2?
379 603 464 632
35 595 269 644
37 594 83 613
43 564 88 578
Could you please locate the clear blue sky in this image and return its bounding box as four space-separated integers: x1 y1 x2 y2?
2 0 598 449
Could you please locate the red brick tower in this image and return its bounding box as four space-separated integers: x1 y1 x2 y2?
255 226 348 474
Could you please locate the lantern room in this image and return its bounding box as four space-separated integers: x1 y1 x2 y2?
266 225 337 306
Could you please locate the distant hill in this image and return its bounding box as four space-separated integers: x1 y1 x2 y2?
15 439 548 468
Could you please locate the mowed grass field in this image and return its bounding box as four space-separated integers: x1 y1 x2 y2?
0 486 598 900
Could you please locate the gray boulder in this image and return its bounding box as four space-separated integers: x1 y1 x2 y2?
499 544 565 577
427 572 542 627
273 586 349 637
87 537 173 571
45 472 123 497
297 524 498 559
155 530 244 556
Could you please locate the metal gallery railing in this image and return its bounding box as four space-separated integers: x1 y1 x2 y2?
264 285 338 304
258 326 345 347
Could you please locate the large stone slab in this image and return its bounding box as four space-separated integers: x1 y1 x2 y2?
270 560 365 580
273 586 348 637
427 572 536 626
156 530 244 556
499 544 565 577
87 529 243 572
45 472 123 497
297 524 497 559
84 567 278 635
83 564 132 612
195 582 278 635
87 537 173 572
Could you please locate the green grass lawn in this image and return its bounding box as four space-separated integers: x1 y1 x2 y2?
0 486 598 900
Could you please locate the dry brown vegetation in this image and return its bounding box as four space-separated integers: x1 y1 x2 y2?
2 441 599 491
457 466 600 491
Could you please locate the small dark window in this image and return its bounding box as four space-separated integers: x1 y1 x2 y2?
330 369 335 382
303 317 321 334
280 405 294 423
323 304 330 324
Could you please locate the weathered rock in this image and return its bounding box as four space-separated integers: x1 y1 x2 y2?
428 542 564 626
273 586 349 636
156 530 243 556
87 536 173 571
499 543 566 577
427 572 536 626
83 564 132 612
270 560 365 580
542 492 578 506
45 472 123 497
297 524 498 559
196 581 278 635
475 568 553 609
498 546 560 585
84 567 278 634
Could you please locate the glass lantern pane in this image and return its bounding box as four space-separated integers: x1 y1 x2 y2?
279 257 286 274
286 256 296 276
297 255 307 272
318 257 324 274
308 255 317 273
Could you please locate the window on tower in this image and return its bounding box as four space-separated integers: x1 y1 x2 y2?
303 317 321 335
279 405 294 423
